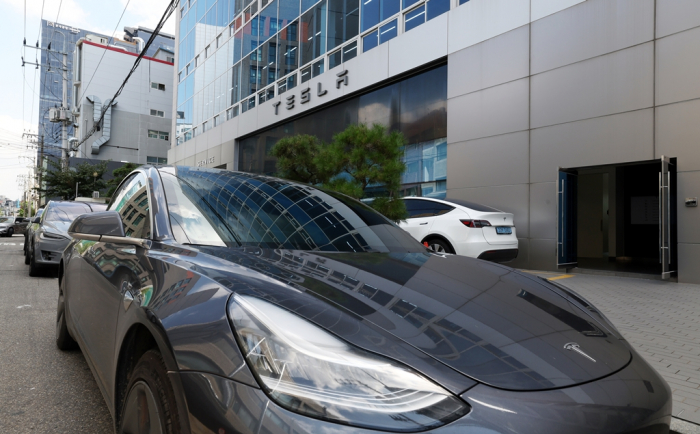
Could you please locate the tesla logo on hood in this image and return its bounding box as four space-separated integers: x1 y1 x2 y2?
564 342 596 362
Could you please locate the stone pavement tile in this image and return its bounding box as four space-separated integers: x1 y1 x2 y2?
540 273 700 426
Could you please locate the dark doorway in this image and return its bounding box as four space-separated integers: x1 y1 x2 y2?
558 159 677 276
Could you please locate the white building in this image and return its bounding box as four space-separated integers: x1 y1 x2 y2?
72 35 175 165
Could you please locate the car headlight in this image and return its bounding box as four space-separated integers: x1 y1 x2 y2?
40 231 66 240
228 294 469 432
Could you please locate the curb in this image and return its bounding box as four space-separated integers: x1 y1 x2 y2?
672 417 700 434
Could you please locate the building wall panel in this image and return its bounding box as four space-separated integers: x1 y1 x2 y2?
531 0 585 21
531 42 654 128
447 78 529 143
389 14 448 77
530 182 556 240
447 25 529 99
656 0 700 39
655 26 700 106
531 0 654 74
447 0 530 55
447 132 529 188
656 99 700 173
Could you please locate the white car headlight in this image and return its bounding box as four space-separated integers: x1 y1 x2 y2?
228 294 469 431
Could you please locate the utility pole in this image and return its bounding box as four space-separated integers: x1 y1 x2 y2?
23 132 45 206
22 31 71 167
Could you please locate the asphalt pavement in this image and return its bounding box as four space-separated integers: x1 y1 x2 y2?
0 234 113 433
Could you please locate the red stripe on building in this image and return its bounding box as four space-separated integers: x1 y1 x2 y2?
82 40 174 66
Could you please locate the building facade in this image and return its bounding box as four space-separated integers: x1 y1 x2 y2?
170 0 700 284
72 38 175 165
38 20 113 158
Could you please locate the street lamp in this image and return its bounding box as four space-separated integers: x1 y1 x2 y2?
93 171 98 190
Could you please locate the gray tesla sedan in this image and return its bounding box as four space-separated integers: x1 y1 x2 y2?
58 166 671 434
26 200 106 276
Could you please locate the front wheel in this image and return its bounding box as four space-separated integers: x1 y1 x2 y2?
118 350 181 434
7 228 13 237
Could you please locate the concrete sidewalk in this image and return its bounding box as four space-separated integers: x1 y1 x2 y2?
526 270 700 428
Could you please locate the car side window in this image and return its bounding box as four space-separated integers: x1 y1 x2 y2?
404 199 454 219
108 173 152 239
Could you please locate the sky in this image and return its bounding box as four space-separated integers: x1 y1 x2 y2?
0 0 176 202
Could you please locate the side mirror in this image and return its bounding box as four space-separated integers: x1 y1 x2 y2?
68 211 150 248
32 217 40 223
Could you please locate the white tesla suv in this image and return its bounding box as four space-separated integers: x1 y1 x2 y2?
399 197 518 262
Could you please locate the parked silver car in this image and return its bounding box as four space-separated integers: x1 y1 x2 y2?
26 201 106 276
0 216 28 237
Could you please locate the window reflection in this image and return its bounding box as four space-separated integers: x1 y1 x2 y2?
161 167 423 253
109 174 151 239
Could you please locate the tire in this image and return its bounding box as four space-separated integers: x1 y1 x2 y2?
7 228 13 237
56 285 77 350
426 238 455 254
118 350 180 434
29 248 40 277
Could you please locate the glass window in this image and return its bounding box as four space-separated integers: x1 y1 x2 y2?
328 49 341 69
328 0 359 50
227 105 240 119
427 0 449 20
300 0 327 66
379 19 397 44
277 21 299 77
404 4 424 32
148 130 159 139
279 0 300 24
260 38 277 88
44 202 92 223
230 62 241 104
312 58 324 77
403 0 419 9
381 0 399 21
242 16 258 58
161 167 425 253
241 52 258 99
259 0 279 43
402 199 453 218
300 65 311 83
301 0 317 12
342 40 357 61
251 0 258 15
108 173 151 239
459 0 469 4
361 0 380 32
278 73 297 94
362 30 378 52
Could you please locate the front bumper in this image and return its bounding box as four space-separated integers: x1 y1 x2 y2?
34 237 70 265
177 346 671 434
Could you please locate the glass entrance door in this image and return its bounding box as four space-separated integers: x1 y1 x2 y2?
557 170 578 268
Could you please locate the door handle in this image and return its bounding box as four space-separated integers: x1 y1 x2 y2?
419 222 428 225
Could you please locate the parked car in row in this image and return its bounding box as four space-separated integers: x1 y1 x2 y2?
399 197 519 262
57 165 671 434
0 216 29 237
25 200 106 276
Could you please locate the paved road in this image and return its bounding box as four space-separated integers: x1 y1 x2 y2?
0 234 112 433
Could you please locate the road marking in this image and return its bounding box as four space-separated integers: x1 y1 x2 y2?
548 274 574 281
16 305 31 309
1 243 19 245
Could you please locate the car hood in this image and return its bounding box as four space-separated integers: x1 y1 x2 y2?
188 246 630 391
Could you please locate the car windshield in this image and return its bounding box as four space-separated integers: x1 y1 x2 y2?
44 203 92 222
160 167 424 253
0 217 11 223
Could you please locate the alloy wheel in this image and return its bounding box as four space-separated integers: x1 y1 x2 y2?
120 381 164 434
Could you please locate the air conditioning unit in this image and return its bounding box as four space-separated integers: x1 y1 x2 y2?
92 191 100 199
